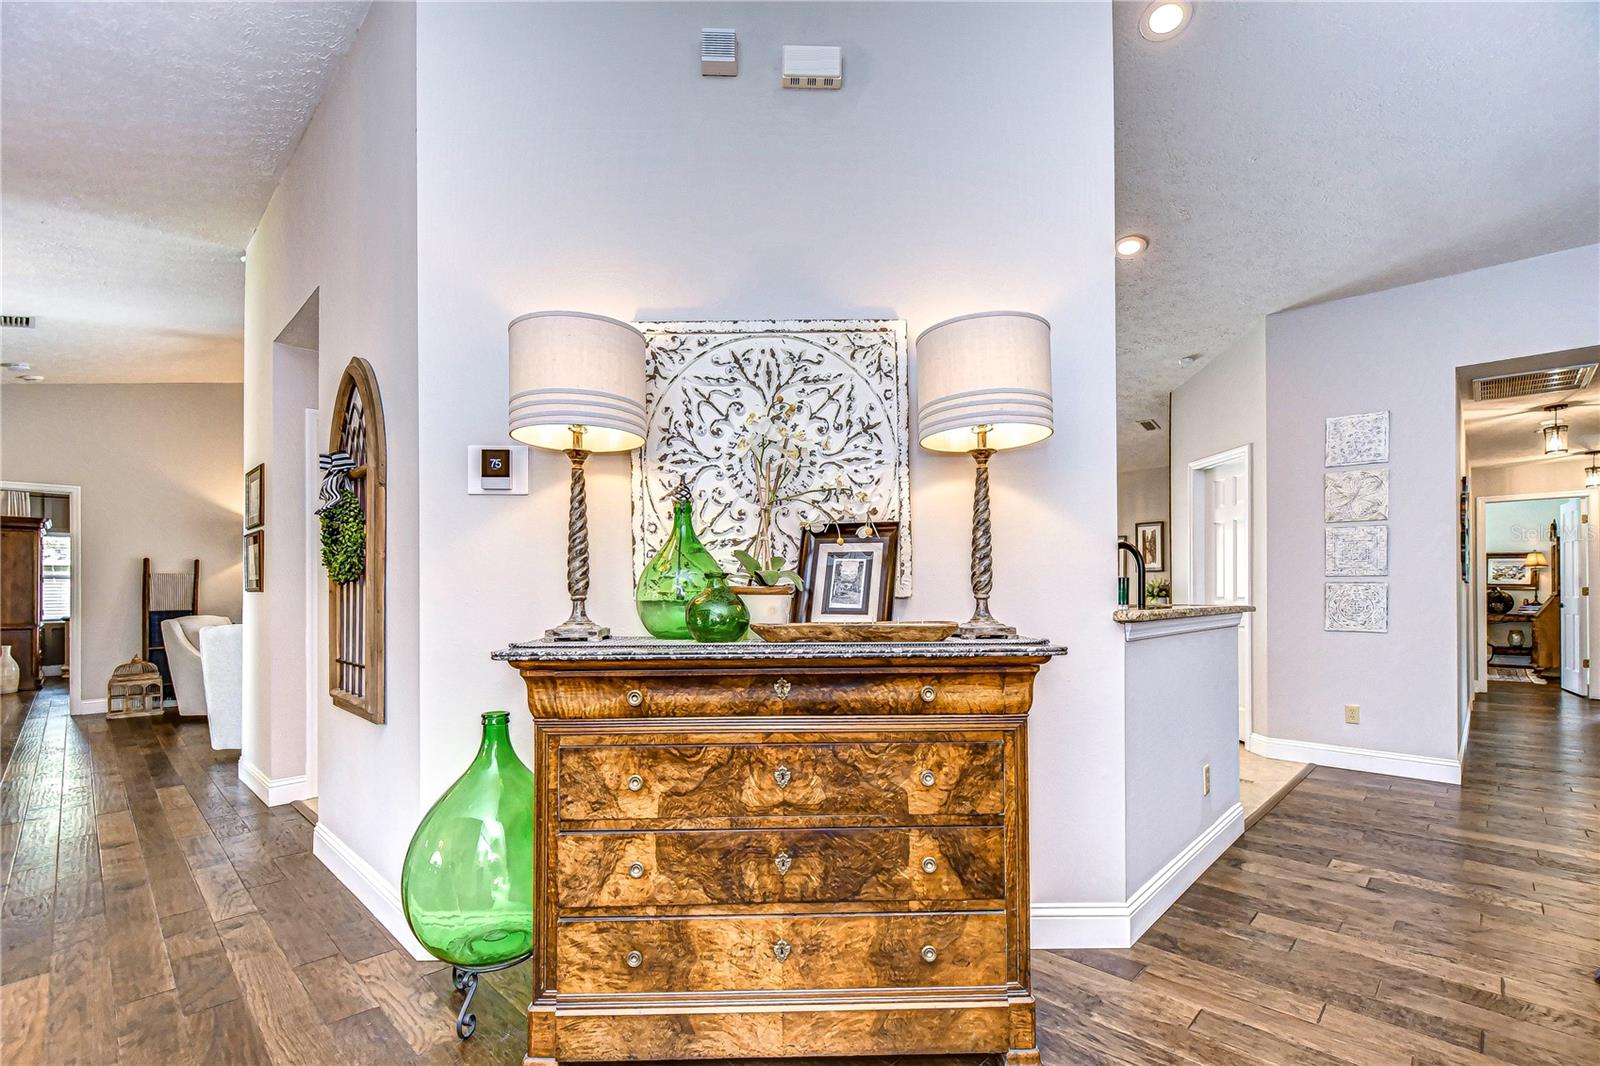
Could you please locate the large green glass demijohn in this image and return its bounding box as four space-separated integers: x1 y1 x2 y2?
401 711 533 970
636 479 722 639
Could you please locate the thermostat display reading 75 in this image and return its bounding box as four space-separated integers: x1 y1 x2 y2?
480 448 511 488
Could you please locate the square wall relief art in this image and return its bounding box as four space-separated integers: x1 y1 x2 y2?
630 319 914 594
1325 581 1389 633
1325 526 1389 577
1325 469 1389 523
1325 411 1390 467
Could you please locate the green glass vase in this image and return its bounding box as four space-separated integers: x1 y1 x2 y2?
685 575 750 642
636 481 722 639
401 711 533 969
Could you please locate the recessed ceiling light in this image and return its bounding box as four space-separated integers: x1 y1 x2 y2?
1116 234 1149 258
1178 354 1201 367
0 362 31 370
238 253 247 263
1140 1 1192 42
18 374 44 382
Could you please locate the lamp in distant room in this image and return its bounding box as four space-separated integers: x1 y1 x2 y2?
1539 405 1570 455
1524 550 1549 605
917 311 1054 639
1585 452 1600 488
508 311 646 640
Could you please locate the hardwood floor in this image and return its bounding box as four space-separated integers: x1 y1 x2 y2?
2 679 1596 1064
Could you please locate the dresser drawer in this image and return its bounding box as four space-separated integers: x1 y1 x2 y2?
556 738 1004 824
556 912 1006 995
556 826 1004 910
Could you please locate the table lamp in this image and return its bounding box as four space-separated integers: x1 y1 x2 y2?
508 311 647 640
916 311 1054 639
1524 550 1549 605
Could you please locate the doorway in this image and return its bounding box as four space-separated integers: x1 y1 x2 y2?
1187 445 1252 740
1 482 83 714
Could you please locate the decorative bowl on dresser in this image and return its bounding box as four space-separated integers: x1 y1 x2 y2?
495 636 1066 1065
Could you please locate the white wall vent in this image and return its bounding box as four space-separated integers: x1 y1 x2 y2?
1473 364 1598 401
701 29 736 76
0 315 34 329
1137 418 1162 432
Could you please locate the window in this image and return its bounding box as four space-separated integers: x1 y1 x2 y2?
42 533 70 621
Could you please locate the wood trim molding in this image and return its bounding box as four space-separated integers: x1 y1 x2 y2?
1247 732 1461 784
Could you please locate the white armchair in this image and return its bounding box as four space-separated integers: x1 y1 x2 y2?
161 614 231 717
199 624 244 750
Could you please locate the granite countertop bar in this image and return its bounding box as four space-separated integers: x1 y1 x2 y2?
1112 604 1255 624
494 635 1067 663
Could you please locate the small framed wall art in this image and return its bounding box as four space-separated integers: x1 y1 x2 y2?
795 521 898 622
244 530 264 593
1133 521 1166 573
244 464 265 530
1486 552 1534 589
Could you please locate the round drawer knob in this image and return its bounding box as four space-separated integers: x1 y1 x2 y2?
628 862 645 879
625 950 643 968
921 856 938 874
920 685 937 703
626 689 644 707
921 945 938 964
919 769 936 788
627 774 644 792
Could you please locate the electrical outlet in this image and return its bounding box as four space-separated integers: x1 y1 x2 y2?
1202 763 1211 796
1344 704 1360 724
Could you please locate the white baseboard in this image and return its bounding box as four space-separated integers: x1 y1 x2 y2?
75 696 106 717
1248 732 1460 785
1031 802 1244 949
312 823 430 961
238 760 315 806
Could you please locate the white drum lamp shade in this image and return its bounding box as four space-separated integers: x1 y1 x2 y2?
508 311 647 453
916 312 1054 453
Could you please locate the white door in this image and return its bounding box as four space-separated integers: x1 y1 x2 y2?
1203 459 1251 739
1558 497 1588 696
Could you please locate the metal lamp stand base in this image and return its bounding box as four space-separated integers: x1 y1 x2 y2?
958 447 1016 640
546 446 610 641
450 953 532 1039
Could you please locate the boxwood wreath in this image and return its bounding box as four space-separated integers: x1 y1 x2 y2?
320 490 366 584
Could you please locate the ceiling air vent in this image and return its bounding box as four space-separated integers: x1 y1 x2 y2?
0 315 34 329
1137 418 1162 432
1473 363 1597 401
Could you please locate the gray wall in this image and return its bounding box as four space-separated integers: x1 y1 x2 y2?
412 1 1125 908
1266 245 1599 762
0 384 244 709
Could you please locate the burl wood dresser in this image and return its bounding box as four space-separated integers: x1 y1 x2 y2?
496 637 1065 1064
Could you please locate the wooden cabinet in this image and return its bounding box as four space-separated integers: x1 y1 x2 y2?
1 516 47 691
500 638 1063 1065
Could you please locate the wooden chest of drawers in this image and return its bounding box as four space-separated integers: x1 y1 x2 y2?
498 638 1063 1064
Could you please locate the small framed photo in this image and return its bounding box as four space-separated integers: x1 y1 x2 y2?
244 464 265 530
1134 520 1166 573
244 530 264 593
795 521 898 622
1486 553 1533 589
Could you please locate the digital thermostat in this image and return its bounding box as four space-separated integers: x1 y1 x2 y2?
467 445 529 495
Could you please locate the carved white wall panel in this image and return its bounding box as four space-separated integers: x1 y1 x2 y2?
631 320 913 594
1325 582 1388 633
1325 469 1389 522
1325 411 1390 467
1325 526 1388 576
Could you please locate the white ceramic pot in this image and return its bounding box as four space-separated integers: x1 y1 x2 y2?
732 586 795 636
0 646 19 695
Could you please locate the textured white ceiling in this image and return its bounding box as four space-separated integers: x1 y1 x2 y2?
0 2 368 383
1115 1 1600 470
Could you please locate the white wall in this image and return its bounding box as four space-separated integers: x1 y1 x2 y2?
1170 320 1269 729
244 0 421 926
413 2 1126 907
1265 246 1600 770
1118 465 1169 560
0 384 243 712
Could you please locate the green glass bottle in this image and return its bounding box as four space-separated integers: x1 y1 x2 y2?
636 480 722 639
685 575 750 642
401 711 533 969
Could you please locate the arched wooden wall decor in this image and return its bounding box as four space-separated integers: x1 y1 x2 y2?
328 357 387 724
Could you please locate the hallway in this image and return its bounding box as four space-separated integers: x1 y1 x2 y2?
1 681 1596 1065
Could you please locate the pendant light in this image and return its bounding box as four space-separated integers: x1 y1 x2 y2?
1585 452 1600 488
1539 404 1570 455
